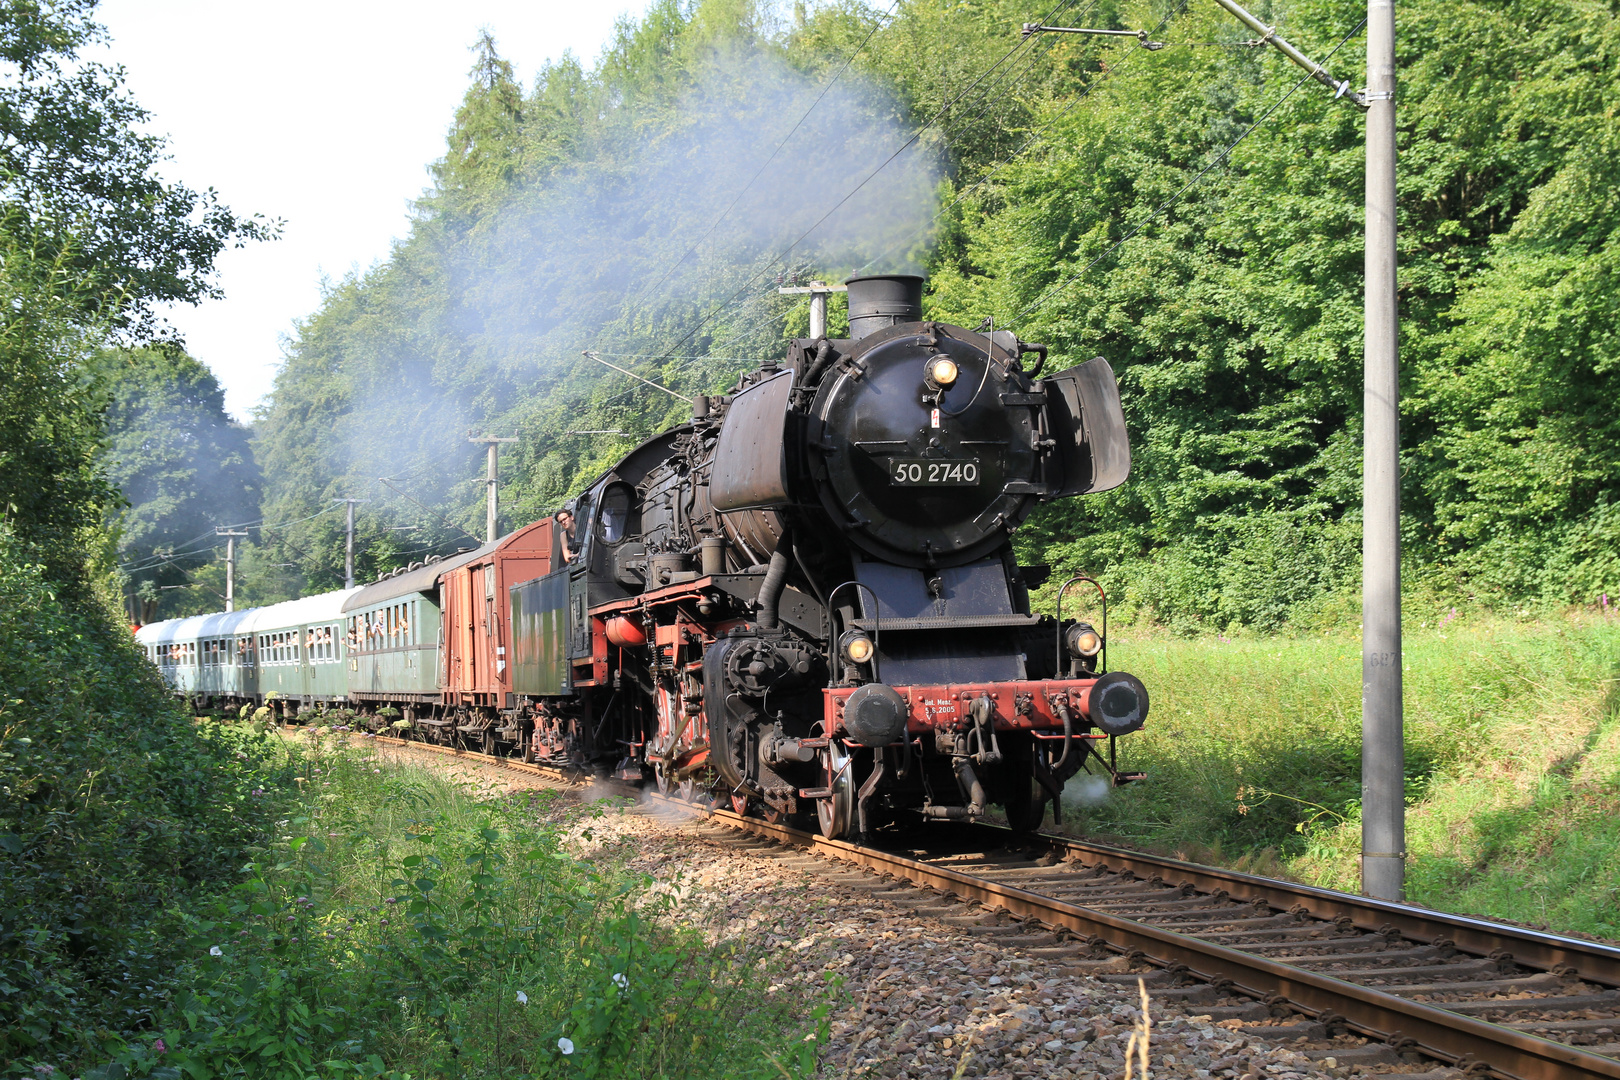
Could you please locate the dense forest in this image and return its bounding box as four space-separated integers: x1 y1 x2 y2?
122 0 1620 629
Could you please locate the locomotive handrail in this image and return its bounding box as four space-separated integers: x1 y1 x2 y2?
1055 574 1108 674
825 580 881 686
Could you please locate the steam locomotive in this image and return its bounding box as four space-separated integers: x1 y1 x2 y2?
138 273 1148 837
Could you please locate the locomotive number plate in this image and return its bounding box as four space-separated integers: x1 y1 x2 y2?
890 458 981 486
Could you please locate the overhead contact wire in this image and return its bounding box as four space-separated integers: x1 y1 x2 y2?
859 0 1194 274
1016 15 1369 321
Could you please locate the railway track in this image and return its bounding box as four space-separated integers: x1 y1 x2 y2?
323 730 1620 1079
688 804 1620 1080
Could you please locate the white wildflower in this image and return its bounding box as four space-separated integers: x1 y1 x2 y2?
612 972 629 991
516 990 528 1005
557 1037 575 1055
209 946 223 956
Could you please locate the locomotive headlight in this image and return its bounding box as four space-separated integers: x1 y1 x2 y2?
1066 622 1103 658
840 631 875 664
928 357 960 388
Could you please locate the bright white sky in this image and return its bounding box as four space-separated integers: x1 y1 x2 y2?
93 1 655 422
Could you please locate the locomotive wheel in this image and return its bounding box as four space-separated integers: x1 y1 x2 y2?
653 761 674 795
1002 769 1046 833
816 742 854 839
676 777 697 803
730 792 750 816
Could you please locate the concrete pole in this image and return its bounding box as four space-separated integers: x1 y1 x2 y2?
346 500 356 589
215 527 248 612
778 280 848 338
468 435 519 544
1362 0 1405 901
486 440 499 543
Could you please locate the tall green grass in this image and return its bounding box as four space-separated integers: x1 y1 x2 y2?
85 730 822 1080
1066 612 1620 937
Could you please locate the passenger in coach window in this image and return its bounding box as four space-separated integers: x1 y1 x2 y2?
556 510 576 563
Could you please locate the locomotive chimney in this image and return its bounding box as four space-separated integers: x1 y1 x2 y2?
845 274 924 340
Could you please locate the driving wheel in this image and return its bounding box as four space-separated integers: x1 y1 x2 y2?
816 742 854 839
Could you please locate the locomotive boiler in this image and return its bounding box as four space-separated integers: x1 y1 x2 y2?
509 273 1148 836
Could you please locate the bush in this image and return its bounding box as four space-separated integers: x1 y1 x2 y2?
98 740 821 1080
0 524 291 1068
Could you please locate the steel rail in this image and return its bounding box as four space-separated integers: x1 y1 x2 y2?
290 727 589 787
702 806 1620 1080
1031 831 1620 990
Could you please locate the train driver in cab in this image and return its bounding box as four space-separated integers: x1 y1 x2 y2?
556 509 576 563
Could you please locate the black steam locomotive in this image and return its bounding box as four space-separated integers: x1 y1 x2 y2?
509 273 1147 837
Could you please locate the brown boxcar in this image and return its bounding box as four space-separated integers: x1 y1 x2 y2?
437 519 557 739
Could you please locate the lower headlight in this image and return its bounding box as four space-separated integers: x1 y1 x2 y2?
1066 622 1103 658
840 631 874 664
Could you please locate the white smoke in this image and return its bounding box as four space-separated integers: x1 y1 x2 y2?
1064 773 1112 809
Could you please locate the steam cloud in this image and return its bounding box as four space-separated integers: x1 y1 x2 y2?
1064 773 1112 808
325 41 942 529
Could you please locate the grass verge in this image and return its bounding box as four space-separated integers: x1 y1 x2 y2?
86 729 823 1080
1063 611 1620 938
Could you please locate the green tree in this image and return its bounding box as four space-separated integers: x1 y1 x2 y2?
0 0 274 339
0 238 116 596
251 0 1620 627
0 0 271 591
96 348 262 621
